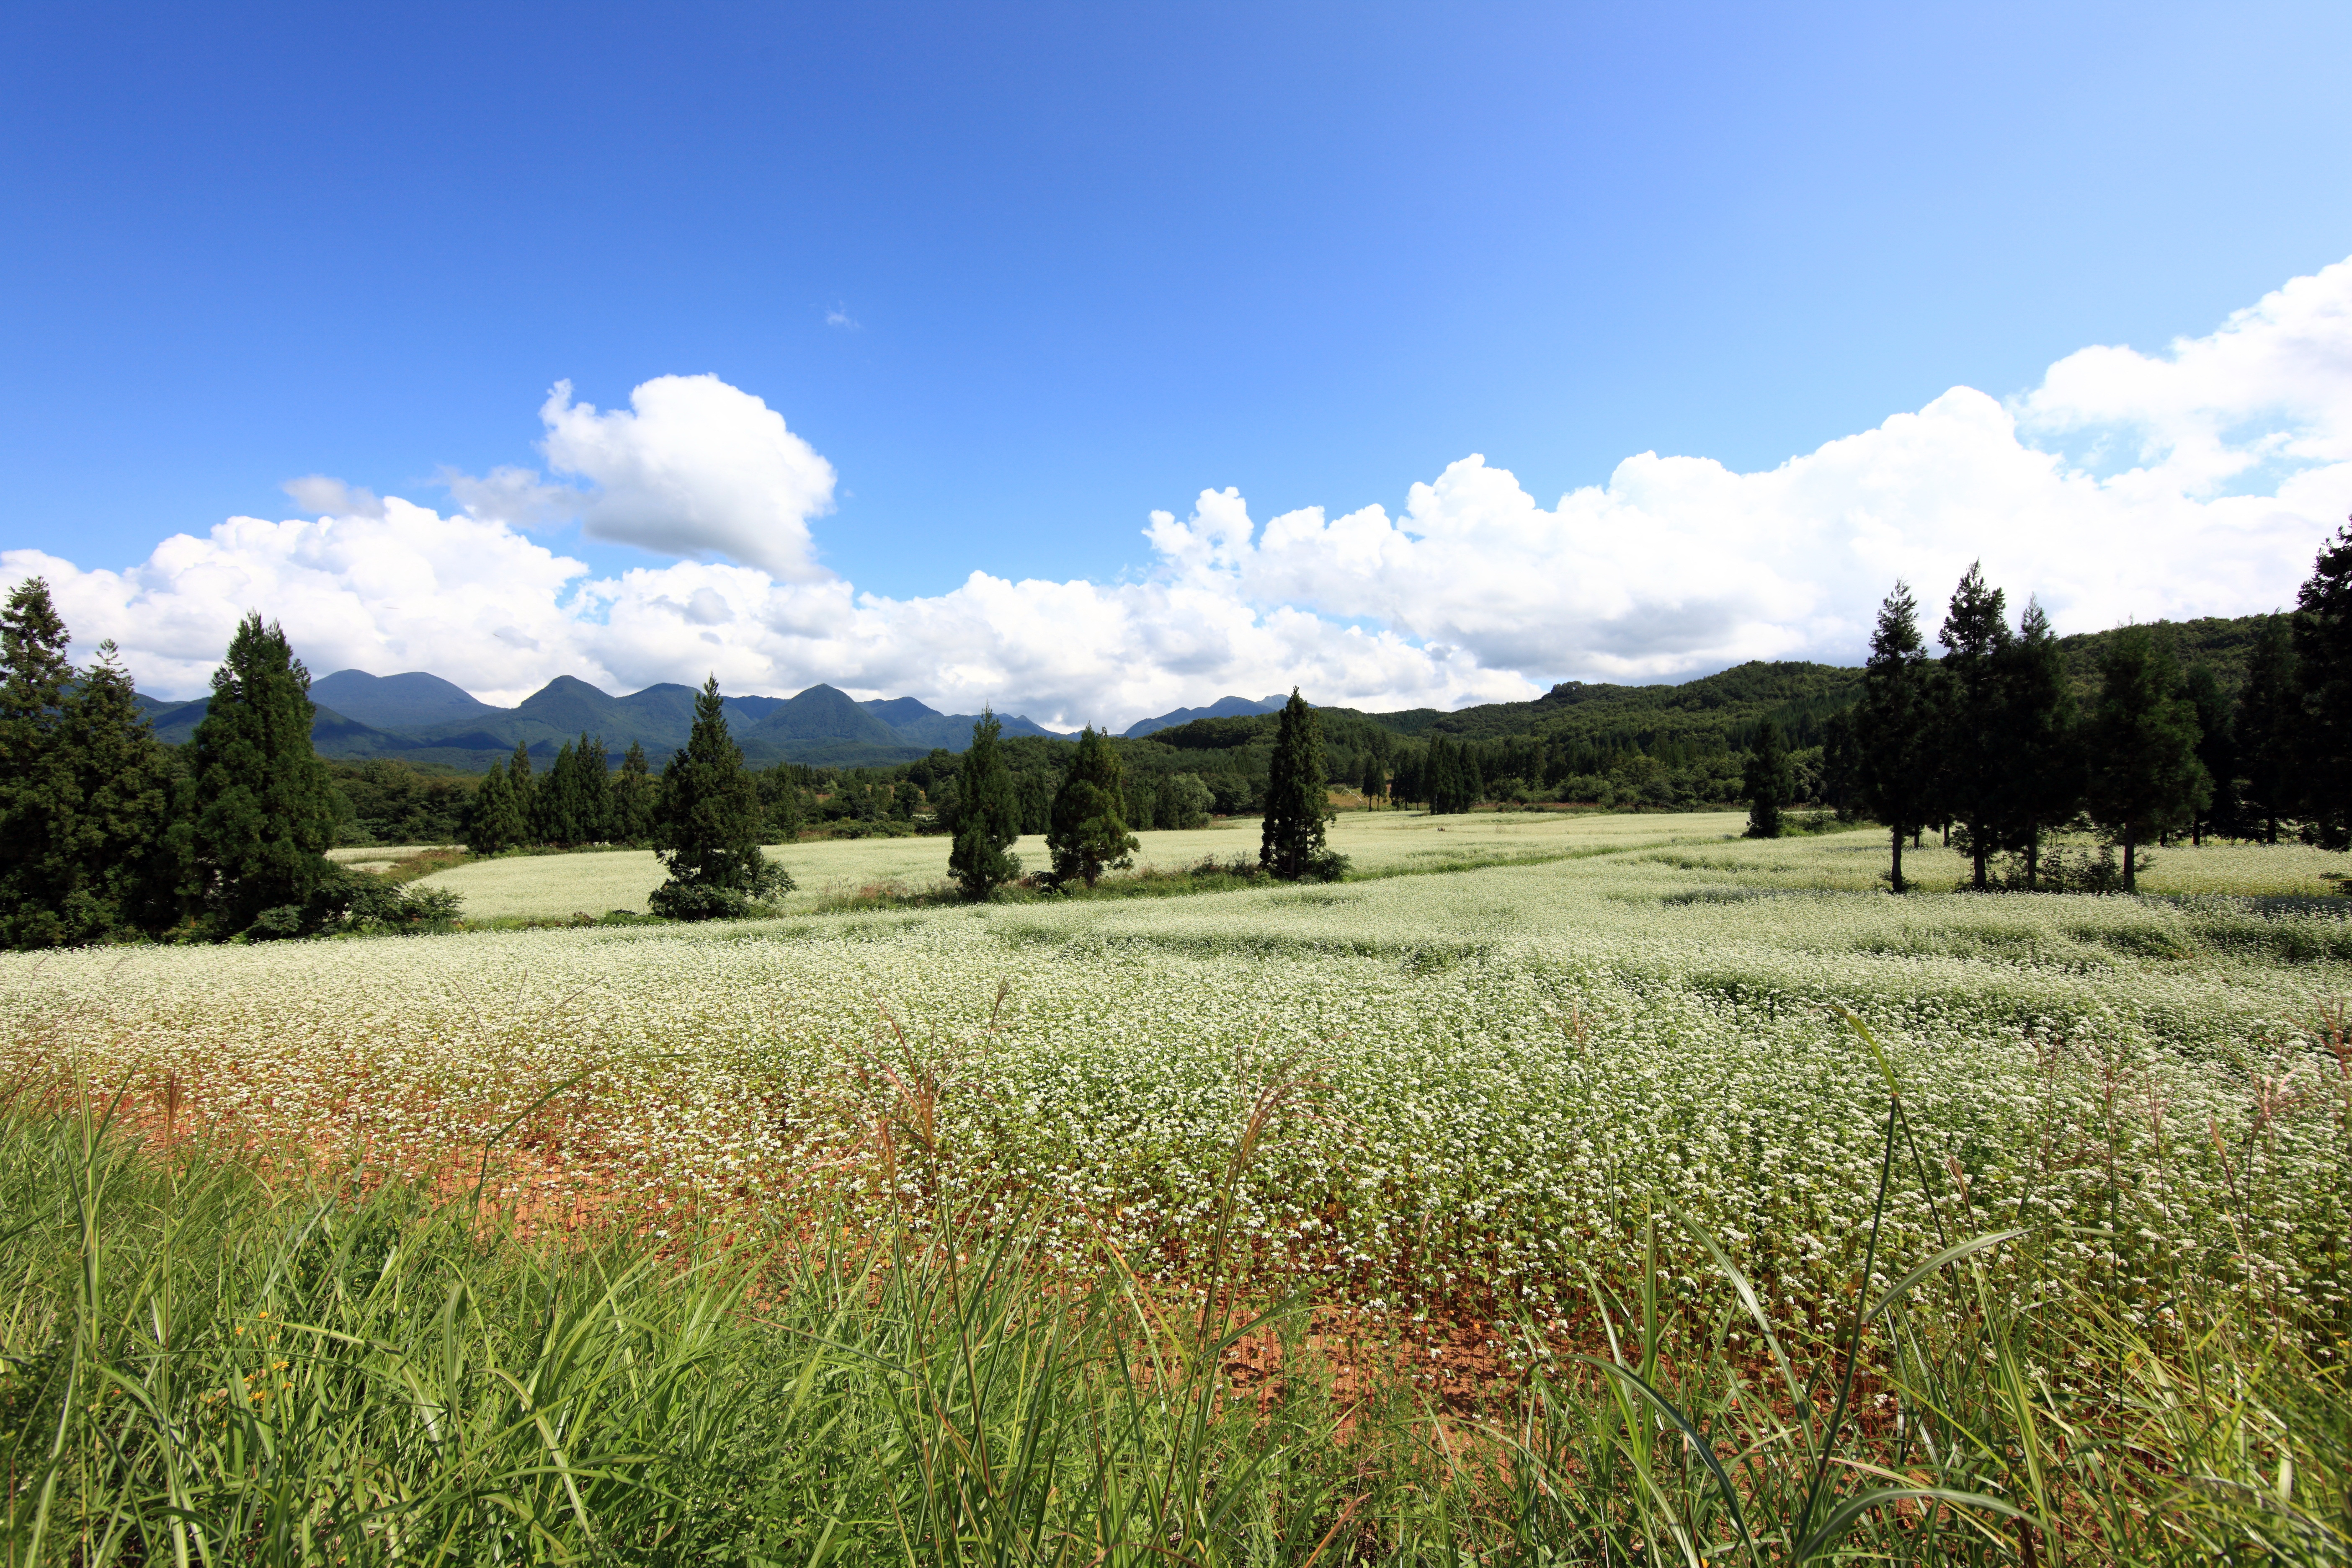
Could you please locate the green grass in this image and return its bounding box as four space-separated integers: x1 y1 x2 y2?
3 1077 2344 1565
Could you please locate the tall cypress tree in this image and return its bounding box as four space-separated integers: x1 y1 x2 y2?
576 732 612 841
1261 688 1333 878
502 739 536 843
0 579 80 946
1046 726 1138 887
611 741 657 844
57 642 178 939
1852 582 1939 892
465 759 527 854
652 676 788 916
534 738 578 844
185 613 341 934
1936 562 2014 889
2086 626 2209 892
1994 598 2083 888
2293 522 2352 849
2182 665 2237 846
949 709 1023 898
2235 614 2296 844
1361 749 1387 809
1741 718 1792 839
0 585 176 946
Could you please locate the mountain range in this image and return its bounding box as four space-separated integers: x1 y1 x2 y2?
133 671 1068 771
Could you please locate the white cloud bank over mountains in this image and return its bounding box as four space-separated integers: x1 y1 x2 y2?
12 258 2352 727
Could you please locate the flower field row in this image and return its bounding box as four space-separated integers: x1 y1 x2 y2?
5 828 2346 1354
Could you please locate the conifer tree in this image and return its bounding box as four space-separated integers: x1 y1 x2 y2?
2085 626 2209 892
534 739 578 844
1390 746 1423 811
1260 689 1334 879
184 613 341 934
2234 614 2296 844
1936 562 2014 889
1361 750 1387 809
0 584 176 946
1741 717 1792 839
1993 598 2083 888
56 642 178 939
1460 745 1486 810
1427 738 1462 814
652 676 789 917
949 709 1023 899
2182 665 2237 845
2293 522 2352 848
611 741 657 844
465 759 527 854
1046 726 1139 887
0 579 79 945
507 740 537 842
1852 582 1939 892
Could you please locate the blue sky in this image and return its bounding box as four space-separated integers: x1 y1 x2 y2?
5 3 2351 719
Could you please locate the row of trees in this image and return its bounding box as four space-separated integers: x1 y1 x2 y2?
1830 527 2352 892
464 736 658 853
945 689 1340 898
0 583 459 944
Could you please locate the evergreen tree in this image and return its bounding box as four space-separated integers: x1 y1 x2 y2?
533 739 577 844
1993 598 2083 888
1935 562 2014 889
2085 626 2210 892
1741 717 1792 839
184 613 342 934
652 676 789 917
1460 744 1486 810
1852 582 1939 892
1390 746 1424 810
465 759 527 854
949 709 1023 899
0 578 80 946
612 740 657 844
56 642 178 939
2293 522 2352 848
2235 614 2296 844
1361 750 1387 808
1046 726 1139 887
1260 688 1334 879
1018 770 1055 835
1427 738 1462 814
0 584 177 946
2182 665 2237 846
507 740 538 842
755 760 804 843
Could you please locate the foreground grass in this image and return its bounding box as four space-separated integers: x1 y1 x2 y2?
2 1093 2342 1565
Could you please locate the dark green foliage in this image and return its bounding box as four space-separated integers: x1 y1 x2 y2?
949 710 1022 899
1741 717 1792 839
329 759 474 846
2293 522 2352 848
1361 748 1387 806
532 732 612 847
1260 689 1338 879
505 739 536 831
1046 726 1138 887
1935 562 2013 889
1852 583 1939 892
652 676 791 916
1158 772 1213 829
183 614 343 936
2235 615 2296 843
0 583 179 946
611 741 657 844
2085 626 2210 892
1993 598 2084 888
464 760 529 855
2182 664 2237 846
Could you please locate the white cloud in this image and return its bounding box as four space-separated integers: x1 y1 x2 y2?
446 375 838 580
11 255 2352 725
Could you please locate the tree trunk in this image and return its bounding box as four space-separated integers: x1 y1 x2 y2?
1970 818 1988 890
1890 826 1906 893
2025 834 2040 891
2122 831 2137 893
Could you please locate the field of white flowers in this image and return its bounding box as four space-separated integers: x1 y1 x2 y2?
417 806 1747 919
5 820 2345 1364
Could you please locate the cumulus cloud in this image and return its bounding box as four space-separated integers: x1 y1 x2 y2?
446 375 838 580
11 255 2352 724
